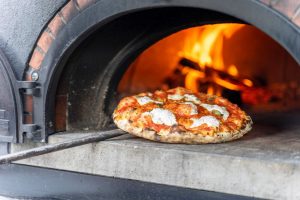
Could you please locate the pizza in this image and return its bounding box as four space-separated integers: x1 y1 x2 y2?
113 87 252 144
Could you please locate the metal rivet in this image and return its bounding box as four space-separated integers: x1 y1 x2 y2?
31 71 39 81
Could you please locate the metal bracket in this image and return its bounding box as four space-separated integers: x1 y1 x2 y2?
17 81 40 96
17 81 42 142
21 124 41 140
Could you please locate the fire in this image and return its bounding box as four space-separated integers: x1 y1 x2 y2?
181 24 245 70
184 68 205 92
118 23 300 109
180 24 252 94
228 65 239 77
242 79 253 87
214 77 240 91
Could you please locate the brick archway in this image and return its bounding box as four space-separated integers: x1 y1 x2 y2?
26 0 95 81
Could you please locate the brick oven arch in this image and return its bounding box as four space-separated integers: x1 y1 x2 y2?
26 0 300 79
24 0 300 139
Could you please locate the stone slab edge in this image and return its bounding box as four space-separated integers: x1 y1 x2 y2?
11 133 300 200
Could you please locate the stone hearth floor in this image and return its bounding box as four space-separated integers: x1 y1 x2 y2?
11 111 300 200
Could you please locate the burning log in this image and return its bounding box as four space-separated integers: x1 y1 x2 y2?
178 58 201 70
169 57 253 91
163 57 256 104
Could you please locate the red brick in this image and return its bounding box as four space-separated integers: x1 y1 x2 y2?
24 95 33 124
61 0 79 22
76 0 95 11
25 72 32 81
24 114 33 124
37 31 53 53
271 0 299 19
48 14 65 38
259 0 271 5
55 95 67 131
29 48 44 70
24 95 33 113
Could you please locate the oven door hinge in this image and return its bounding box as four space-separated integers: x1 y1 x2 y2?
17 81 42 142
21 124 41 141
17 81 40 96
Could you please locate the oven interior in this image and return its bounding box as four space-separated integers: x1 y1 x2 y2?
54 7 300 136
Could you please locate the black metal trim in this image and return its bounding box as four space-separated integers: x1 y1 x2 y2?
0 49 42 143
17 81 40 96
0 49 21 143
0 164 258 200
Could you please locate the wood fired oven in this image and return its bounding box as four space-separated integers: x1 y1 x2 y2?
0 0 300 199
0 0 299 143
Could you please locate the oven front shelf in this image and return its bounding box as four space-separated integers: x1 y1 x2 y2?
9 111 300 199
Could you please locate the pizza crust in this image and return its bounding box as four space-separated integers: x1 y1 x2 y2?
114 116 252 144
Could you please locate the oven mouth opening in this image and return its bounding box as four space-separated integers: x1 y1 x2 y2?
117 23 300 114
112 22 300 145
54 8 300 134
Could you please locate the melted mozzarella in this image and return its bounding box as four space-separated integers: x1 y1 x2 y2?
190 116 220 128
168 94 184 100
200 103 229 120
182 102 198 115
136 96 162 105
183 94 201 104
145 108 177 126
117 119 128 129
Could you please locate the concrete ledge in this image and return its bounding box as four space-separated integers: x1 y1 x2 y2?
11 121 300 200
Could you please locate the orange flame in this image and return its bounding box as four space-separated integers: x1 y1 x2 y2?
181 24 245 70
214 77 240 91
242 79 253 87
181 24 247 93
184 68 205 92
228 65 239 77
